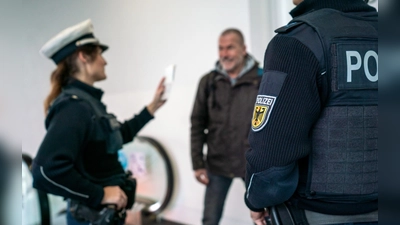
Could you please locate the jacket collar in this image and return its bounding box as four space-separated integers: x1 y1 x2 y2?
65 78 104 101
290 0 376 18
215 54 258 85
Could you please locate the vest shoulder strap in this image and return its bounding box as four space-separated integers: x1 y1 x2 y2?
62 87 105 118
275 21 304 34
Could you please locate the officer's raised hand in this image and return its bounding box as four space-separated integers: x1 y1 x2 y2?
146 77 167 116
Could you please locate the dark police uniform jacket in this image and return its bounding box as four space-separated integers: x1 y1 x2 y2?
245 0 378 217
32 79 153 208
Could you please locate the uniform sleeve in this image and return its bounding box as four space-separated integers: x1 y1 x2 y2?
119 107 154 144
245 35 322 210
190 75 209 170
32 100 104 208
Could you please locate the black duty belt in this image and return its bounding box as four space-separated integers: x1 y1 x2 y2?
69 199 126 225
269 203 309 225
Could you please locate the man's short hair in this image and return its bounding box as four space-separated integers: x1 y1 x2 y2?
220 28 245 46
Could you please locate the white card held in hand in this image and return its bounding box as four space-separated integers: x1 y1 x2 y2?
161 64 176 100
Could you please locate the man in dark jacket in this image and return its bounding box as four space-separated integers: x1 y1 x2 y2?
245 0 378 224
190 28 262 225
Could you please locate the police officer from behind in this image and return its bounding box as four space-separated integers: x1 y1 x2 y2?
32 19 166 225
244 0 378 224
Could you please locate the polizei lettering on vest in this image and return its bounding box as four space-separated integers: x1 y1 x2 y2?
346 50 378 83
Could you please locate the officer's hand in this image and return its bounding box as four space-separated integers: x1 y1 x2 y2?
194 169 209 185
101 186 127 210
147 77 167 116
250 209 269 225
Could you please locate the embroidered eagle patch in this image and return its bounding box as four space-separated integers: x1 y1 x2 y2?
251 95 276 132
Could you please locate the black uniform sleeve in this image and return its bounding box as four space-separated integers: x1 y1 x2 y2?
119 107 154 144
190 75 209 170
245 35 322 210
32 99 104 208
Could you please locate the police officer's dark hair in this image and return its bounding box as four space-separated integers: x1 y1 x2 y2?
44 45 99 114
220 28 245 46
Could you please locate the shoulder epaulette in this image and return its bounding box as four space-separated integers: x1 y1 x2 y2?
275 21 304 34
70 94 80 100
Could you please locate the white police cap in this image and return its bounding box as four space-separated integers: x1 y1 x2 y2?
40 19 108 64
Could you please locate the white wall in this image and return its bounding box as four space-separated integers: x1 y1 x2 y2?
0 1 24 148
249 1 293 65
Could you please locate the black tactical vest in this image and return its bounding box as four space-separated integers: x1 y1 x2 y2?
277 9 378 203
50 86 125 184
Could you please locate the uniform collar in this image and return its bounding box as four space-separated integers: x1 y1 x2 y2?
290 0 376 18
65 78 104 101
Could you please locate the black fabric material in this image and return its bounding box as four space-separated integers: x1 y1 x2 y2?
246 163 299 209
261 71 287 97
276 22 325 75
63 87 124 155
292 8 378 107
309 106 378 199
289 0 376 18
290 196 378 216
246 36 320 176
289 7 378 205
275 22 329 105
245 0 378 217
32 79 153 208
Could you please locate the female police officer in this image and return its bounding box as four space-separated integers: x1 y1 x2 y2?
31 19 166 225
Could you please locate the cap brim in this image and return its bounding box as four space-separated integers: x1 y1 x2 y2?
99 44 108 52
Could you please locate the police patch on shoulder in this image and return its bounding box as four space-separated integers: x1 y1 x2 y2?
251 95 276 132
